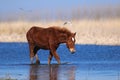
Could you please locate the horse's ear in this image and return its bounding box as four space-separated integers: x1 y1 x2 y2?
73 32 76 36
74 32 76 35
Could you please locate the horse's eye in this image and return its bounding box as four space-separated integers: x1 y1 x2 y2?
72 37 75 42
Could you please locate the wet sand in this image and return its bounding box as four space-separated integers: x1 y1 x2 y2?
0 63 120 80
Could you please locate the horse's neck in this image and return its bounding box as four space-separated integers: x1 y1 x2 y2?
57 33 68 43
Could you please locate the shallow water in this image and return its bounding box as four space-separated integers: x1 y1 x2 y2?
0 42 120 80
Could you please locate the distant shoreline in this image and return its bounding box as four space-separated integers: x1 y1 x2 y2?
0 34 120 45
0 19 120 45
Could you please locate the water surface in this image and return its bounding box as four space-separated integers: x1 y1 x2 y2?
0 42 120 80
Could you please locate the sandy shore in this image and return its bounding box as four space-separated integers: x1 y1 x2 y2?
0 19 120 45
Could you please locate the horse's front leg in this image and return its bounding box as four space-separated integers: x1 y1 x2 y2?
53 51 60 64
50 49 60 64
49 40 60 64
48 51 53 64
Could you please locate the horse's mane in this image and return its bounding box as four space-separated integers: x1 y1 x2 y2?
50 26 72 35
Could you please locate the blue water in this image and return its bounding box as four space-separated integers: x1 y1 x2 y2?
0 42 120 64
0 42 120 80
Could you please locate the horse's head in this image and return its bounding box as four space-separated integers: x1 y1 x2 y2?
66 32 76 54
58 27 76 54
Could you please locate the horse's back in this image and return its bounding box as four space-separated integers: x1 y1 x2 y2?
27 26 44 34
26 26 57 49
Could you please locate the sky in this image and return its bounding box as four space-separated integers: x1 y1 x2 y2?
0 0 120 21
0 0 120 12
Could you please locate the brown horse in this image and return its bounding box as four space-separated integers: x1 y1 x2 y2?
26 26 76 64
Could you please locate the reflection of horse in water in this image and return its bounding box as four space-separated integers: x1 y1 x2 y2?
29 65 59 80
49 65 59 80
26 26 76 64
29 65 75 80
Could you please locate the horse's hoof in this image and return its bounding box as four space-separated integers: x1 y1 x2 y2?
36 60 40 64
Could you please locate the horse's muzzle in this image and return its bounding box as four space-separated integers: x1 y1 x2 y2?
70 48 76 54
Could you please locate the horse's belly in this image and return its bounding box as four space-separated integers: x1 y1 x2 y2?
39 45 50 50
36 42 50 50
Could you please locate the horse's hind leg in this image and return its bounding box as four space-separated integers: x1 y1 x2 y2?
29 44 40 64
34 46 40 64
35 54 40 64
29 44 35 64
48 51 53 64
